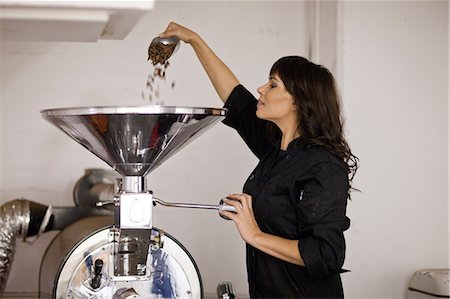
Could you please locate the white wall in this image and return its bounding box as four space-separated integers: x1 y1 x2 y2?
0 1 309 298
339 1 449 298
0 69 3 195
1 1 448 299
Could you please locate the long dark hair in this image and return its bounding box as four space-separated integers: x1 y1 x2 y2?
269 56 359 188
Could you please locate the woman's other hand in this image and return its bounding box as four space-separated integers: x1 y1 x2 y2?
221 193 304 266
220 193 262 245
159 22 199 45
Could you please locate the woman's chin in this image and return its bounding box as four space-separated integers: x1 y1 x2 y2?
255 109 264 119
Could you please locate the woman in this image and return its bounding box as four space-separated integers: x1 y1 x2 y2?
160 22 358 299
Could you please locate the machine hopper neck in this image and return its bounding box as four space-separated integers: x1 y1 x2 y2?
122 176 146 193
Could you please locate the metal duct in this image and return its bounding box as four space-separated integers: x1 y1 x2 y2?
0 199 52 296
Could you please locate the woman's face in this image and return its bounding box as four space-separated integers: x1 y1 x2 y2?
256 74 297 127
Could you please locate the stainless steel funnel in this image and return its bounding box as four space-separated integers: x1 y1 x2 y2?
41 106 227 177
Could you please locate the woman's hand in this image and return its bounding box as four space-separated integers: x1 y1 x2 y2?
159 22 199 45
221 193 305 266
158 21 239 102
220 193 262 245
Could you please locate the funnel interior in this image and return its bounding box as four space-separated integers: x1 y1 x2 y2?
41 106 227 177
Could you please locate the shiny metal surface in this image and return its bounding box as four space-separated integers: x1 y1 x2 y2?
39 217 202 298
153 197 237 214
41 106 226 177
0 199 29 295
73 168 119 208
0 199 52 295
153 197 218 210
113 287 140 299
113 228 153 277
122 176 146 193
41 105 226 116
39 216 114 298
217 282 235 299
152 36 180 46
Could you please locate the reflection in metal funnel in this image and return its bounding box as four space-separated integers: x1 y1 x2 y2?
41 106 227 177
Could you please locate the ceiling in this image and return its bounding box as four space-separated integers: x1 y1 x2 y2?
0 1 155 42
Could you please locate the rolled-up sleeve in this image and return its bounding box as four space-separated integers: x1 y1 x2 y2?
296 161 350 278
222 85 256 128
222 84 272 159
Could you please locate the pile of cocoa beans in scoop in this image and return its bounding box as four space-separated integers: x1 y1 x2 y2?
148 42 177 66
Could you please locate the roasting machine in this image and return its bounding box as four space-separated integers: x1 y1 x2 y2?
1 106 237 299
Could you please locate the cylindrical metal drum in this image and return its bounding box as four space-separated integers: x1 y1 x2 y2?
39 216 202 298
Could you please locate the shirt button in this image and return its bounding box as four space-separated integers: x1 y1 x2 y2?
286 155 291 160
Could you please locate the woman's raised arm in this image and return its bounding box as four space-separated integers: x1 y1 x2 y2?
159 22 240 103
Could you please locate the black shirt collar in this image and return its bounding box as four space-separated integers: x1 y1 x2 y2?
277 135 308 153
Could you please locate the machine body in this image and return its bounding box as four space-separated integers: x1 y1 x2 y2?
38 106 227 298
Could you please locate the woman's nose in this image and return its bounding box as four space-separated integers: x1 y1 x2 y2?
257 85 265 95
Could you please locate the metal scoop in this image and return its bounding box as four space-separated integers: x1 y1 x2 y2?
153 36 180 46
148 36 180 64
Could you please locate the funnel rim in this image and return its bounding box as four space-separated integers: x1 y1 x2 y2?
40 105 227 117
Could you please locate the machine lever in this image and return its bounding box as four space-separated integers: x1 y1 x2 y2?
153 197 237 219
96 200 116 207
153 197 218 210
217 281 235 299
90 259 103 289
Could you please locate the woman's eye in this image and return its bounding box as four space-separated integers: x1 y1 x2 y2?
269 83 276 88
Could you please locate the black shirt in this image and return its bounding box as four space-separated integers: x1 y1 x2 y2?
223 85 350 299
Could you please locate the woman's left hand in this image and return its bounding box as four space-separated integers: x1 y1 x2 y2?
220 193 262 244
221 193 304 266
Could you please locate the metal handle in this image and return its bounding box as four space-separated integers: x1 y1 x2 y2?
96 199 116 207
153 197 237 215
218 199 237 213
217 281 235 299
153 198 218 210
